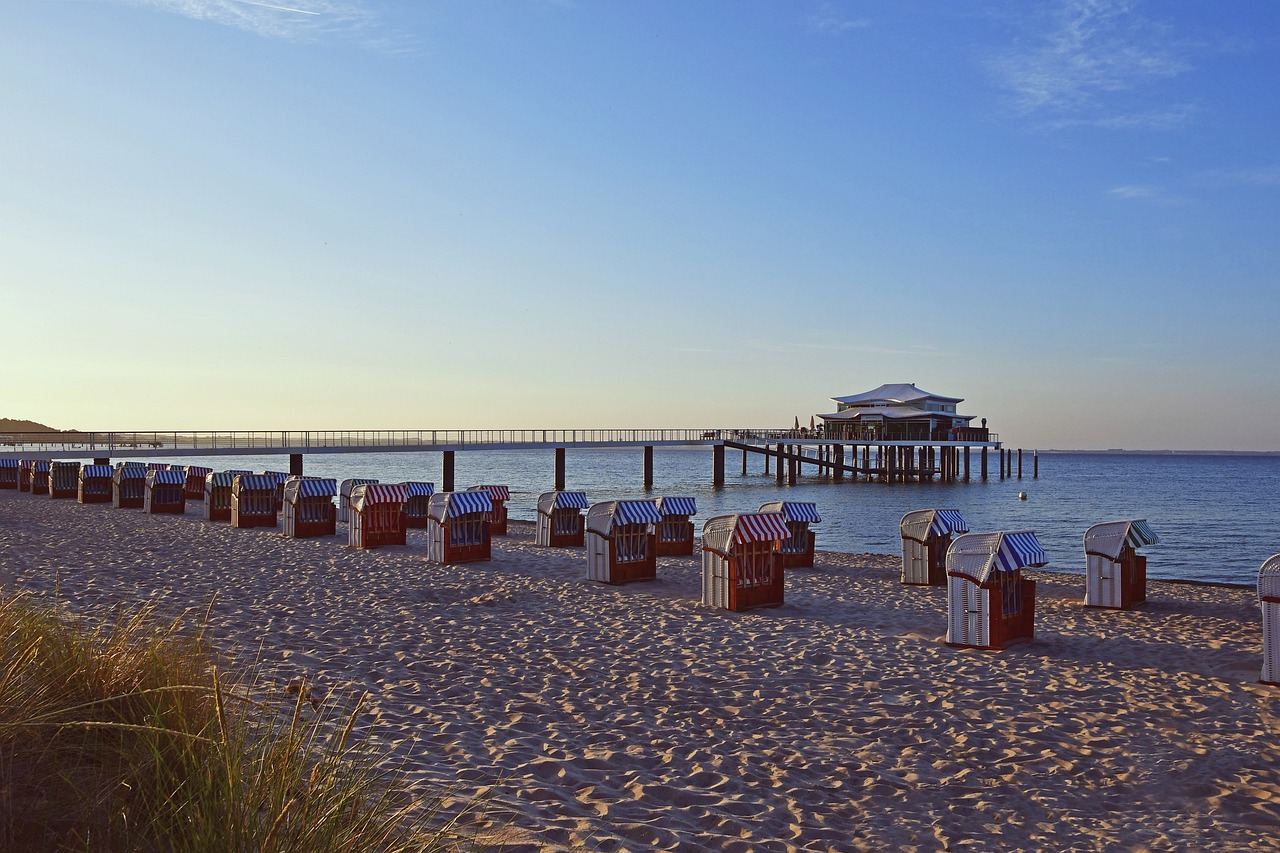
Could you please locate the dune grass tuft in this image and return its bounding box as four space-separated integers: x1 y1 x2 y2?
0 591 489 851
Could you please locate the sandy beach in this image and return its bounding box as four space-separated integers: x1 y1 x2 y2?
3 487 1279 851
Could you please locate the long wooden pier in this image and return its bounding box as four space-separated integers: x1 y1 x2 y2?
0 428 1033 490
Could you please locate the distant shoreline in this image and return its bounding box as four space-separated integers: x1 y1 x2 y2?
1037 448 1280 456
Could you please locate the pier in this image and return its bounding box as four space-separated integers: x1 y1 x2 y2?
0 428 1032 490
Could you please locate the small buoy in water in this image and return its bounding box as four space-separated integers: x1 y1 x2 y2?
1018 491 1027 500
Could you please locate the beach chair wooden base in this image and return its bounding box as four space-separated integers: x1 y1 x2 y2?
489 504 508 536
288 514 337 538
115 497 145 509
148 501 186 515
232 511 278 528
430 525 491 564
207 505 231 522
49 487 77 500
78 490 112 504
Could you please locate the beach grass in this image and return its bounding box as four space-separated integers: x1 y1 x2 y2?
0 590 485 852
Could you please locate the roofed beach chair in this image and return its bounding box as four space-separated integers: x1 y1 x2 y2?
205 470 251 521
586 499 662 585
535 491 589 547
654 496 697 557
48 461 79 499
29 461 51 496
180 466 213 501
402 482 437 529
945 531 1047 650
1258 555 1280 685
1084 520 1158 610
231 474 279 529
758 501 821 568
348 483 408 549
282 477 337 538
112 464 146 508
144 470 187 514
77 464 114 504
427 491 492 564
339 478 379 524
260 471 289 511
18 459 34 492
701 512 791 611
900 509 968 586
0 459 19 490
468 485 511 536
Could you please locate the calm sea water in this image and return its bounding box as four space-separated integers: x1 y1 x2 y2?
145 448 1280 587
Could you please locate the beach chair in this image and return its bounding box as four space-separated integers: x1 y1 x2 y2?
701 512 791 611
0 459 18 490
758 501 821 568
945 531 1047 650
426 491 493 564
654 496 697 557
900 509 968 586
348 484 408 549
1083 520 1158 609
339 478 380 524
535 491 589 547
586 500 662 585
231 474 279 528
282 477 337 538
112 465 145 508
260 471 289 512
29 461 51 496
77 464 114 504
402 482 437 529
180 466 213 501
1258 555 1280 685
144 470 187 514
48 462 79 499
204 470 250 521
468 485 511 536
18 459 34 492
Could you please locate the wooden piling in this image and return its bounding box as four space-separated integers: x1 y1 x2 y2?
444 450 456 492
981 447 988 481
833 444 844 482
1017 448 1023 479
712 444 725 487
643 445 654 490
554 447 565 491
775 444 784 484
289 453 303 477
1034 450 1039 479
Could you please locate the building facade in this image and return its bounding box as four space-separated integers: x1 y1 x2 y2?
818 383 987 442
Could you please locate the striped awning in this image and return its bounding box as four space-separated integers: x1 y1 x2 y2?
1084 519 1159 561
185 466 213 478
207 471 237 487
356 483 408 505
260 471 289 485
31 461 51 472
469 484 511 501
168 464 186 472
226 469 252 476
437 490 492 519
553 491 589 510
0 459 18 469
146 463 168 471
613 500 663 526
402 481 436 498
287 478 337 499
115 465 145 479
81 465 113 478
948 531 1048 586
930 510 968 536
148 470 186 486
732 512 792 544
234 474 279 492
122 461 146 468
656 496 697 517
761 501 821 524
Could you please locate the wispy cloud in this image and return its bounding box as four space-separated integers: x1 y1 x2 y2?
126 0 404 49
806 3 870 35
1199 166 1280 188
989 0 1194 129
1109 184 1158 199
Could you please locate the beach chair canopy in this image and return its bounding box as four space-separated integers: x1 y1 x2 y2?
759 501 822 524
900 509 969 543
81 465 113 479
115 465 145 481
184 466 213 478
947 531 1048 586
350 483 408 511
1084 520 1159 561
428 490 493 521
341 478 379 496
0 459 18 469
206 471 238 487
402 481 436 498
233 474 279 492
468 484 511 501
587 500 662 535
260 471 289 486
1259 554 1280 602
147 470 186 486
538 491 589 513
32 460 51 473
655 496 697 518
283 477 337 501
118 461 145 469
702 512 791 554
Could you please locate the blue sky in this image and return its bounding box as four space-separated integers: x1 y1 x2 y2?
2 1 1277 449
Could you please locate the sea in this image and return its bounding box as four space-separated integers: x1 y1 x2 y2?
140 447 1279 588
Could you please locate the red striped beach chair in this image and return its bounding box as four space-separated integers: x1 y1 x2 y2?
348 483 408 549
701 512 790 611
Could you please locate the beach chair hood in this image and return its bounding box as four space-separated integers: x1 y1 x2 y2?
147 470 186 486
655 496 697 518
900 509 968 544
587 500 662 535
947 531 1048 586
428 490 493 521
538 491 589 513
283 478 338 501
759 501 821 524
702 512 791 554
1084 520 1159 561
469 485 511 501
350 483 408 511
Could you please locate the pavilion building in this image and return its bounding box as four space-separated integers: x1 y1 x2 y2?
817 383 988 443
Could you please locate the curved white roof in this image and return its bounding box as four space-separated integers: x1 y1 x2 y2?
831 383 963 406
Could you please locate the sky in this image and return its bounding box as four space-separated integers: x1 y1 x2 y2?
1 1 1278 450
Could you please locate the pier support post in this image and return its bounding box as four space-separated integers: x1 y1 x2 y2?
554 448 565 491
1034 450 1039 479
443 451 455 492
964 447 971 481
981 447 988 481
775 444 784 485
93 457 110 466
1018 449 1023 479
289 453 303 477
742 448 747 476
833 444 844 482
643 446 654 490
713 444 725 487
788 453 797 486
